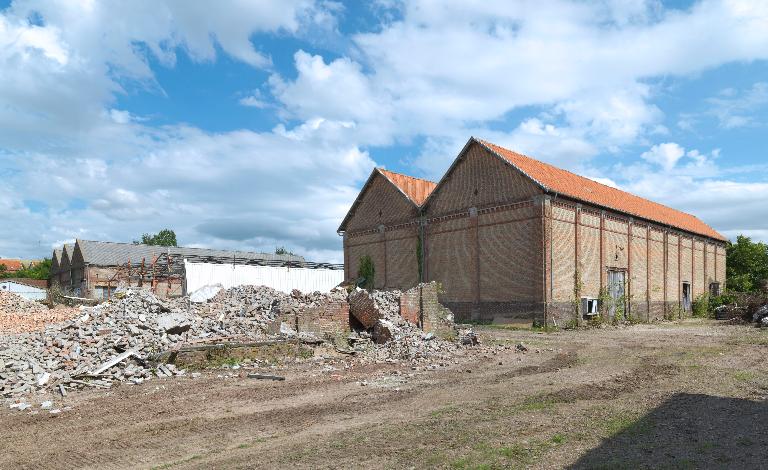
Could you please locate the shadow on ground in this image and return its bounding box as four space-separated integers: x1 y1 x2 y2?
570 393 768 469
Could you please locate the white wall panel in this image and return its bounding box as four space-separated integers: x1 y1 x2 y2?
184 261 344 294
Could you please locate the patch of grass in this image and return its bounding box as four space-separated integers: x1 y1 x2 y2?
733 370 757 382
550 434 566 444
595 411 651 439
516 397 558 413
151 454 202 469
430 405 460 418
450 439 557 469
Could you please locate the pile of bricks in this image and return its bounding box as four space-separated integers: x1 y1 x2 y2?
0 291 78 334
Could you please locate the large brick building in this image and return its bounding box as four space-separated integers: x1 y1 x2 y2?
339 137 727 325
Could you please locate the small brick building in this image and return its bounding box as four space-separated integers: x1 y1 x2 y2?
339 137 727 325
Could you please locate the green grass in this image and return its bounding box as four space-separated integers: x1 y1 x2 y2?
449 438 562 470
733 370 757 382
150 454 202 469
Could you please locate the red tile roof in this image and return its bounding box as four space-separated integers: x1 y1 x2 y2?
0 259 23 272
477 139 727 241
378 168 437 206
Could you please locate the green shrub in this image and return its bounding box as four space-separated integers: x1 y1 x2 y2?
692 293 710 318
357 255 375 290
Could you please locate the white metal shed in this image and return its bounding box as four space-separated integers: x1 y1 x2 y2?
0 280 47 301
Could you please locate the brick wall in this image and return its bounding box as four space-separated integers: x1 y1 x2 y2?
341 142 727 326
295 299 350 338
545 197 727 325
342 171 421 289
426 142 541 217
422 142 544 323
400 283 456 338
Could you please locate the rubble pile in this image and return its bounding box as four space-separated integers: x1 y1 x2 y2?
347 286 463 361
0 290 78 334
1 282 470 401
753 305 768 327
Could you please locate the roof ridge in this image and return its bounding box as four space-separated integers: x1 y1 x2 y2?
377 167 437 185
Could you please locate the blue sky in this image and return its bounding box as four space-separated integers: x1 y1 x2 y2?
0 0 767 262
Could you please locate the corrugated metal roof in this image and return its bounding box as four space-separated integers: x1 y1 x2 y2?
73 240 306 267
476 138 727 241
3 278 48 289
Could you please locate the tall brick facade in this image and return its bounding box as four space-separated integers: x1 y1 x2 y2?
339 138 728 325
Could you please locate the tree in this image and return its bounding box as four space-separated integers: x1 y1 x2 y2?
726 235 768 292
357 255 375 290
135 229 178 247
1 258 51 280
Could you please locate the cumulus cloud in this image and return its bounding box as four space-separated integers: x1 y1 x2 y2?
269 0 768 174
3 0 768 260
641 143 686 171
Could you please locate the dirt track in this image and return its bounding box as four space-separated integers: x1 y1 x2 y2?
2 319 768 469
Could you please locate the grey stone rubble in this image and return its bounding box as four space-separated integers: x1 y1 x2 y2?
1 283 472 406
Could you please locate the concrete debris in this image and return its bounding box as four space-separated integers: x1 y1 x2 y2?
1 282 470 401
189 284 224 303
752 305 768 323
458 329 479 346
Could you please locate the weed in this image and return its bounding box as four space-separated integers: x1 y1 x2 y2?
692 293 711 318
550 434 566 444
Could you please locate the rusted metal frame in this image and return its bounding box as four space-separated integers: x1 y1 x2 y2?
151 255 158 293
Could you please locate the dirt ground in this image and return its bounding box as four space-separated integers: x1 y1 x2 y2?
2 319 768 469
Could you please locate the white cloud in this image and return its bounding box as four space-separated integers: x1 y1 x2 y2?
707 82 768 129
641 142 686 170
3 0 768 260
238 90 269 108
267 0 768 176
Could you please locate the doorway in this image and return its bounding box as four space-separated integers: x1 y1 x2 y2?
682 282 691 312
607 270 626 320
